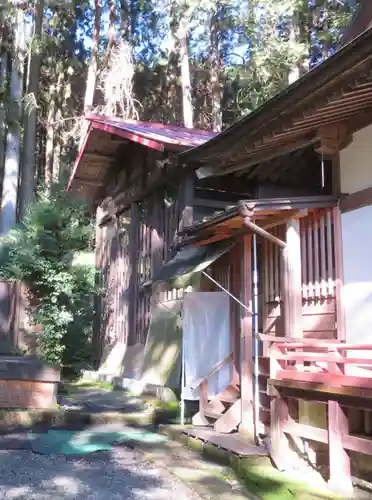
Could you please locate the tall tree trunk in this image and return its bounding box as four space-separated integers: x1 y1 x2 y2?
45 81 56 187
19 0 44 218
105 0 117 68
0 13 9 203
130 0 137 40
179 7 193 128
288 9 301 84
210 8 222 132
52 125 61 183
0 7 25 234
120 0 130 40
84 0 102 113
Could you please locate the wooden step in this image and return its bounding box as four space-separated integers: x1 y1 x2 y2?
259 389 270 409
218 385 240 404
184 427 268 457
204 407 223 420
259 356 270 375
215 399 242 434
259 406 270 425
206 396 225 414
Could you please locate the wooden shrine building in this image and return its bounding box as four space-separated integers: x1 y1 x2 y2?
67 10 372 493
170 21 372 495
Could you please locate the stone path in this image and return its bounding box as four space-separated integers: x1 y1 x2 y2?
139 437 253 500
0 386 252 499
0 447 201 500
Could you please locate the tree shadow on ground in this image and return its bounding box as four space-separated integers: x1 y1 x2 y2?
126 439 336 500
0 445 189 500
0 398 338 500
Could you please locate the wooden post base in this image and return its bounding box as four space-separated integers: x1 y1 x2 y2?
328 400 353 496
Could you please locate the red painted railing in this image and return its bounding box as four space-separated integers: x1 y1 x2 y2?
260 334 372 492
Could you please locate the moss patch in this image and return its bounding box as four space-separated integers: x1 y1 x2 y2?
237 462 341 500
203 443 230 466
160 426 344 500
151 400 180 426
66 380 114 391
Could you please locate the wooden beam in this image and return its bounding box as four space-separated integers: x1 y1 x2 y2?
208 136 319 177
343 434 372 455
261 210 308 231
277 370 372 391
151 191 163 278
283 420 328 444
328 401 352 495
283 419 372 456
92 205 104 365
298 84 372 119
333 207 346 342
231 245 241 387
74 177 103 187
239 235 254 437
104 163 172 216
193 197 236 210
281 246 291 339
196 175 257 195
259 334 340 344
179 171 194 231
269 343 290 462
128 203 140 345
268 377 372 400
244 219 286 248
340 185 372 213
84 153 117 162
91 121 165 151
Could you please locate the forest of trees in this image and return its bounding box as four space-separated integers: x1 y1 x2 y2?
0 0 361 234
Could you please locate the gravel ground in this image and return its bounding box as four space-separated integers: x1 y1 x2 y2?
0 447 202 500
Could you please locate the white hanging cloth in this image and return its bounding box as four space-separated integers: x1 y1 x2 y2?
182 292 231 400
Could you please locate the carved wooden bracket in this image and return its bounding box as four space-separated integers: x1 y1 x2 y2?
315 123 352 155
238 201 256 223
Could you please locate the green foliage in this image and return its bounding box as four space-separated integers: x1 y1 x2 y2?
0 185 98 368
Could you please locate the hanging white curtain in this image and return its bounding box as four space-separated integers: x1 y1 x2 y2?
182 292 231 400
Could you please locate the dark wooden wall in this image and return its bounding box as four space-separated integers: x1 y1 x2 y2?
92 167 196 363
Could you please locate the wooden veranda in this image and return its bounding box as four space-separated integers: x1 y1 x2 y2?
176 195 372 493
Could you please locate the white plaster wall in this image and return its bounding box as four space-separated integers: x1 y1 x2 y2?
341 205 372 360
340 124 372 194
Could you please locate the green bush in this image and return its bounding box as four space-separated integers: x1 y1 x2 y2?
0 185 99 369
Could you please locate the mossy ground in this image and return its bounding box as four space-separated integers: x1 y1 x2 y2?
236 461 343 500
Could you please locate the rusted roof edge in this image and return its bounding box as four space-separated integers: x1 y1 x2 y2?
178 195 339 237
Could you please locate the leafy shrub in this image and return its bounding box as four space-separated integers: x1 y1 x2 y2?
0 185 98 368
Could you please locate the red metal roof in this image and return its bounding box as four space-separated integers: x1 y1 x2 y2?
86 114 216 150
67 115 216 200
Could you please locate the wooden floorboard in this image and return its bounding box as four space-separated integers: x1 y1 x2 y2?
184 427 268 457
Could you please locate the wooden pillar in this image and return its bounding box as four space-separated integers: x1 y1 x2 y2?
92 205 104 365
231 244 241 385
151 191 164 306
285 218 303 338
151 191 164 276
128 202 140 346
269 343 289 461
270 220 301 458
333 206 346 342
328 401 352 495
178 171 194 231
239 235 254 437
329 206 350 494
